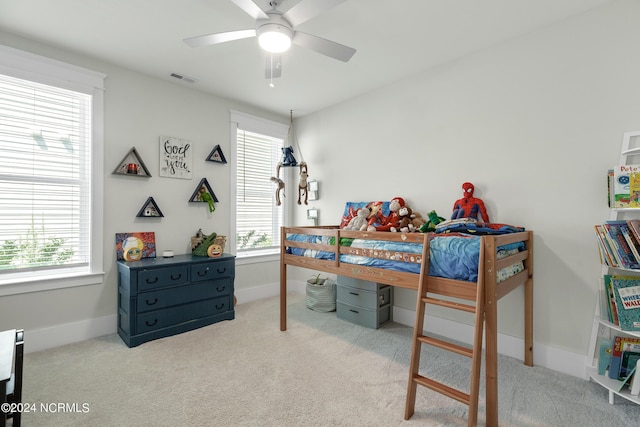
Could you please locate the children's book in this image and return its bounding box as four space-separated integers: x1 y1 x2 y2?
598 337 614 375
620 350 640 379
605 221 640 269
630 172 640 207
621 223 640 265
597 225 621 267
611 277 640 331
609 336 640 380
613 164 640 208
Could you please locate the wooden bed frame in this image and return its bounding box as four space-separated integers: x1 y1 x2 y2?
279 226 533 426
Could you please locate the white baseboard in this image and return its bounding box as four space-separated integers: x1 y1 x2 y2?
24 280 589 380
25 313 117 354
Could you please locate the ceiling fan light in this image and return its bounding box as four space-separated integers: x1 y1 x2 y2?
257 24 292 53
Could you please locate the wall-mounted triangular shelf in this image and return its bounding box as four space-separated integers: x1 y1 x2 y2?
189 178 219 203
206 145 227 164
113 146 151 177
136 197 164 218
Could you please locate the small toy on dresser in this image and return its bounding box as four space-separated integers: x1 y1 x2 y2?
190 228 226 257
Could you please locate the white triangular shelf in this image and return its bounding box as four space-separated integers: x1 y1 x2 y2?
136 197 164 218
113 146 152 177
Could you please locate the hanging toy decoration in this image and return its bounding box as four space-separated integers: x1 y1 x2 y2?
298 162 309 205
451 182 490 223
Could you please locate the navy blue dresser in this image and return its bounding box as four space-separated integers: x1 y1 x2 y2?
117 254 235 347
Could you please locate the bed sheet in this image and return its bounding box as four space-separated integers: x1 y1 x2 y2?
285 233 524 282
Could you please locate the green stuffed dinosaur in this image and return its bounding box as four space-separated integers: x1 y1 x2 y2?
420 210 446 232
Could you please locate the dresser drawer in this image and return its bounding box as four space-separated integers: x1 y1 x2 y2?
136 296 231 334
191 259 235 282
136 279 232 313
138 266 188 291
337 301 390 329
337 284 390 308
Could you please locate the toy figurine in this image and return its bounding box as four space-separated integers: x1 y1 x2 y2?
451 182 490 223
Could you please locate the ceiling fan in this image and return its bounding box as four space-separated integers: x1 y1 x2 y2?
184 0 356 82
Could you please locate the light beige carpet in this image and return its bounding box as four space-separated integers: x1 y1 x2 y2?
19 293 640 426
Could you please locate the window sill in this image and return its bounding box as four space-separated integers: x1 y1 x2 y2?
235 251 280 266
0 271 105 296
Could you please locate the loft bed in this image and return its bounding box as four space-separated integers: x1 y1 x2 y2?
279 222 533 426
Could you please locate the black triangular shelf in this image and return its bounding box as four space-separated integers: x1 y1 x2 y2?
136 197 164 218
113 146 152 177
206 145 227 164
189 178 219 203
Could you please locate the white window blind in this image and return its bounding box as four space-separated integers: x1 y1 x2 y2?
236 128 284 253
0 73 92 274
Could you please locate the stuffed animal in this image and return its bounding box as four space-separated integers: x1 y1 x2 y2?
411 211 427 230
344 207 370 231
451 182 490 223
297 162 308 205
270 176 285 206
281 146 297 166
420 210 446 232
368 197 404 232
394 205 414 232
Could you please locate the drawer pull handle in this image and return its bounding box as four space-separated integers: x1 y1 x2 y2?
216 286 226 292
171 274 182 280
215 303 225 310
349 292 359 296
217 268 226 274
349 309 359 314
197 269 209 277
145 298 158 306
146 277 159 284
145 319 158 327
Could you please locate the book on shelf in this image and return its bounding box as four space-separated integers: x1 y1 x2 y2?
611 276 640 331
597 337 614 375
609 336 640 380
604 275 620 325
622 222 640 264
595 225 620 267
628 219 640 244
612 164 640 208
604 221 640 269
608 169 614 208
620 350 640 379
616 365 636 393
630 172 640 207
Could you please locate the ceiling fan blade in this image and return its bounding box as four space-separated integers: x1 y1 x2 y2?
283 0 347 27
292 31 356 62
184 29 256 48
265 54 282 79
229 0 269 20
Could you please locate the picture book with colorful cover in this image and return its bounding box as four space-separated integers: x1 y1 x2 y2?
611 277 640 331
609 336 640 379
613 164 640 208
597 225 621 267
621 222 640 265
598 337 614 375
605 221 640 269
595 225 614 267
604 275 620 325
620 350 640 379
628 219 640 245
630 172 640 207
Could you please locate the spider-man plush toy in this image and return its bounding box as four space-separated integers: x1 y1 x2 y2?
451 182 490 223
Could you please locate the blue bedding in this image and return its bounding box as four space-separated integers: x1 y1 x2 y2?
285 233 525 282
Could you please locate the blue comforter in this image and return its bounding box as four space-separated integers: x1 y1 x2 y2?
285 233 524 282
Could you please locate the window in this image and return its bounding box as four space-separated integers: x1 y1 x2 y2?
230 111 288 260
0 44 104 292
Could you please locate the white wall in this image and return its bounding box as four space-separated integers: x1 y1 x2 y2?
0 30 287 352
292 0 640 362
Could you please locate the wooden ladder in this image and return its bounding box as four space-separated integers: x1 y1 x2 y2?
404 237 486 427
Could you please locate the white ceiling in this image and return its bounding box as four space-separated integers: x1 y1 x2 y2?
0 0 612 117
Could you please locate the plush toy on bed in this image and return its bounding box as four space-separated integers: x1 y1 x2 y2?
451 182 490 223
395 205 414 232
344 207 370 231
410 211 427 231
367 197 404 232
420 210 446 232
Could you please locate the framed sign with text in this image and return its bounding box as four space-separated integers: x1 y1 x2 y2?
159 136 192 179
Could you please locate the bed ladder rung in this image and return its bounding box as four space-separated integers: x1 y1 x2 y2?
411 374 471 405
418 335 473 358
422 296 476 314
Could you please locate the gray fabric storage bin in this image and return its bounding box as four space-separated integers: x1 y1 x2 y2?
305 279 336 312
